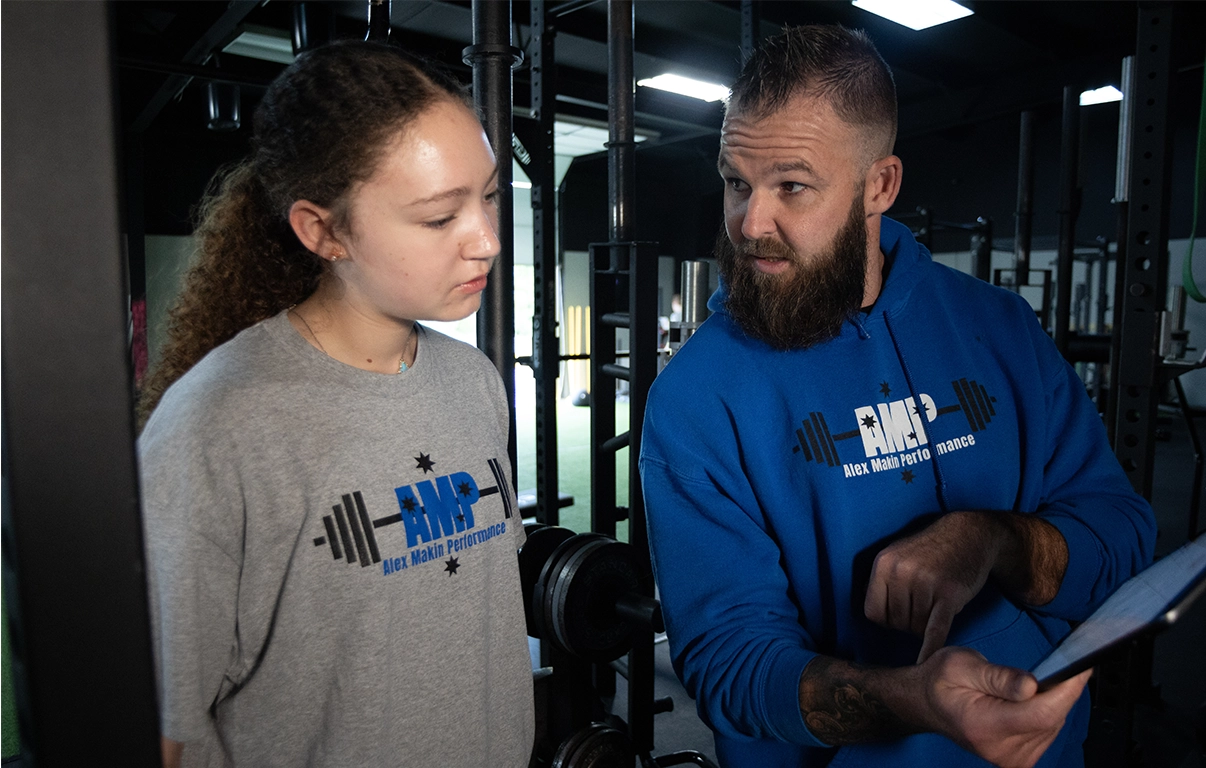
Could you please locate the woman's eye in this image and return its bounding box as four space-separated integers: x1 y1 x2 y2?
484 188 500 203
425 216 455 229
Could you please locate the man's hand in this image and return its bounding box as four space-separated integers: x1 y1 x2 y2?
911 647 1091 768
798 647 1090 767
865 511 999 662
864 511 1068 662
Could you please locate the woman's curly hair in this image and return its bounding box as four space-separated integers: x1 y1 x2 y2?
137 40 470 429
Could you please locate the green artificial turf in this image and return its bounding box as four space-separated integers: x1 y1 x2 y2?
516 395 630 543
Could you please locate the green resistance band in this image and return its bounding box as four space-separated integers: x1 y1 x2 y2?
1183 54 1206 303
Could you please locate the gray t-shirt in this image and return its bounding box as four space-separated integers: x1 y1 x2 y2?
140 311 534 767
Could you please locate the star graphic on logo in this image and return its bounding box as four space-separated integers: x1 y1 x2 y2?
908 432 917 442
879 381 892 397
444 556 460 576
456 513 465 524
458 482 472 497
913 402 933 417
414 452 436 474
902 470 915 484
401 497 417 513
860 414 878 433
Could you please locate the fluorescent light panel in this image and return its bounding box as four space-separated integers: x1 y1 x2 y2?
852 0 972 31
223 31 295 64
553 121 650 157
637 74 729 103
1080 85 1123 106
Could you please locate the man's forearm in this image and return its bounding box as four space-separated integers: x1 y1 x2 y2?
983 512 1068 607
797 656 922 745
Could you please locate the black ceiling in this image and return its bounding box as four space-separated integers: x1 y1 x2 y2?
114 1 1206 142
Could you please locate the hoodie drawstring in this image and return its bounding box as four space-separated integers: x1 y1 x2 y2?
882 311 952 513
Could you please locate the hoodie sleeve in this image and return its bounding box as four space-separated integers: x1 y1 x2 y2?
640 392 828 748
1025 314 1157 621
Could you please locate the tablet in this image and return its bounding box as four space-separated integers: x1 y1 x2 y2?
1031 533 1206 690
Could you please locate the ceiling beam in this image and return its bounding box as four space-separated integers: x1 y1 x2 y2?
130 0 259 132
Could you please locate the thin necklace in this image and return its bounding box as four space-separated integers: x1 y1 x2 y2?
291 308 412 374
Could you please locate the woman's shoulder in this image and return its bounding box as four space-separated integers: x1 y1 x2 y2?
142 319 290 439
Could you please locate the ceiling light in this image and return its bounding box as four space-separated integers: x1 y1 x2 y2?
637 74 729 103
223 30 295 64
512 180 533 189
1080 85 1124 106
553 121 651 157
852 0 973 31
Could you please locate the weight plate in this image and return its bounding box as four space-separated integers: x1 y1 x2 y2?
534 532 602 641
550 723 601 768
572 725 630 767
519 525 574 635
553 724 630 768
558 541 642 662
548 537 611 655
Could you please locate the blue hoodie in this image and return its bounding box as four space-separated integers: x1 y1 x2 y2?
639 217 1156 767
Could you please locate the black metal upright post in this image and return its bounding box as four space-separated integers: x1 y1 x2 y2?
1014 111 1034 289
741 0 761 66
1055 86 1081 357
1106 55 1135 445
2 2 161 764
586 0 663 757
293 2 334 54
1111 5 1172 500
1087 9 1175 767
365 0 391 42
530 0 561 527
464 1 521 481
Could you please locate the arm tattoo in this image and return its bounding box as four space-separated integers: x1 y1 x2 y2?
798 657 914 745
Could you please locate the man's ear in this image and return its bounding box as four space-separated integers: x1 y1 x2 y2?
864 155 902 216
288 199 345 261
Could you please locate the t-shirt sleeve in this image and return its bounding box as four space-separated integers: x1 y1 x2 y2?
472 346 525 550
139 402 244 741
639 391 826 748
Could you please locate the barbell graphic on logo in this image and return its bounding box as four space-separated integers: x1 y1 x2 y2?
792 378 997 467
311 457 514 567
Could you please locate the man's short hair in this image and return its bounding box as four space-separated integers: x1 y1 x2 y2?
728 25 898 161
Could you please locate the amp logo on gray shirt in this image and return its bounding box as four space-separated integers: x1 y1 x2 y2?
312 455 516 576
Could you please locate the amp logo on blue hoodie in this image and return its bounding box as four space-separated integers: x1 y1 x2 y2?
791 378 995 480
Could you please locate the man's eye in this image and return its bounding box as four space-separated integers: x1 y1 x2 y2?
726 178 747 192
782 182 808 194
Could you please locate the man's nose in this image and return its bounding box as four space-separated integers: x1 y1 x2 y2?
740 191 777 241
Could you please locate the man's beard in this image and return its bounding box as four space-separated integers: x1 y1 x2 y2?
716 196 868 351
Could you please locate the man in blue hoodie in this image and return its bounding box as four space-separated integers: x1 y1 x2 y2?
640 25 1156 768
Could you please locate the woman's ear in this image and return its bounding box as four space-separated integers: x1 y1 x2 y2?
864 155 902 216
288 200 345 261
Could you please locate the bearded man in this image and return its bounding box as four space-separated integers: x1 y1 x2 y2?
640 25 1155 768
